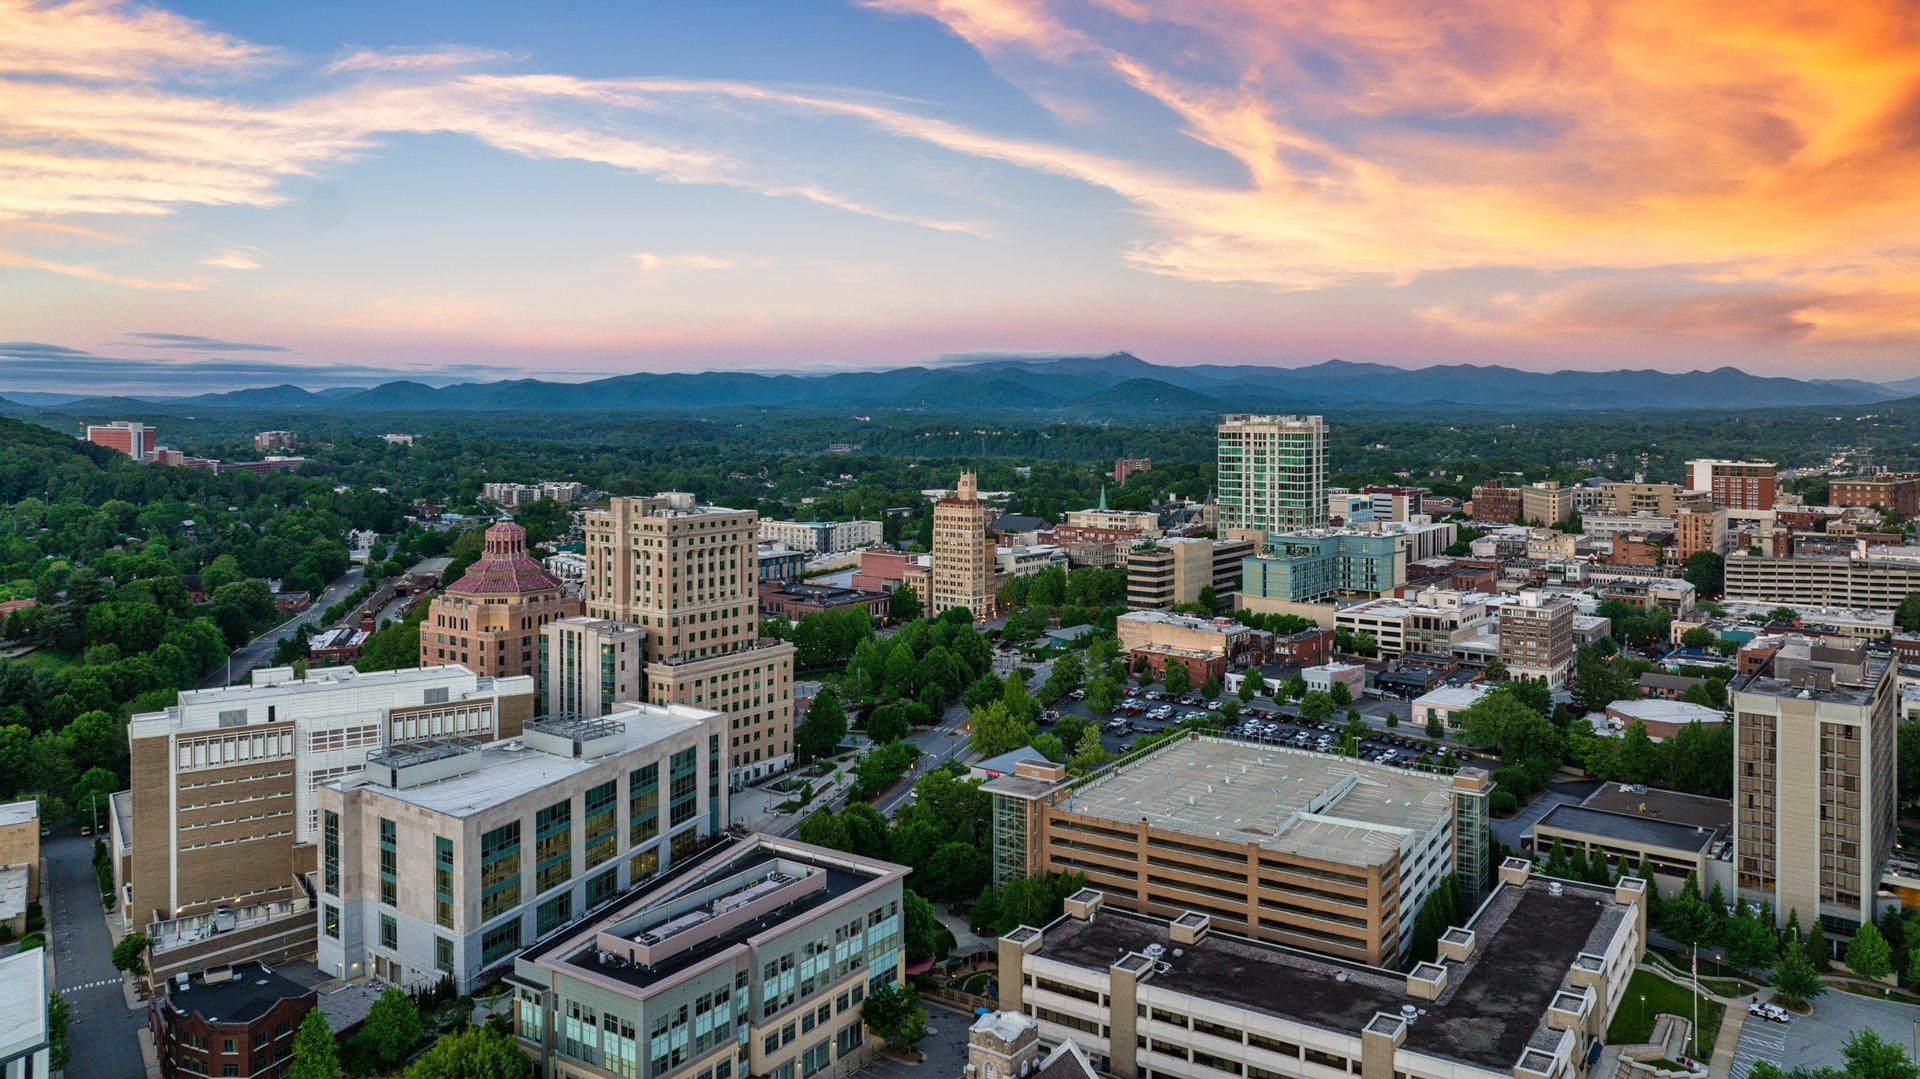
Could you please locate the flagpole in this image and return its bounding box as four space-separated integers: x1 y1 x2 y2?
1692 942 1700 1058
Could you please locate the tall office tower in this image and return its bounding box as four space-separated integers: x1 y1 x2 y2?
931 471 995 619
1733 639 1895 936
86 420 157 461
583 494 796 787
538 616 645 718
1216 414 1329 534
421 521 578 678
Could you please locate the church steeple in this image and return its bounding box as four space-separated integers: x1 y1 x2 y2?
1097 484 1108 511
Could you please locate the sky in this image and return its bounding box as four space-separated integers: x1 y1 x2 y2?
4 0 1920 394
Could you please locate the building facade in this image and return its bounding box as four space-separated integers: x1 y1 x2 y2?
1723 551 1920 608
150 962 314 1079
508 834 908 1079
1688 460 1777 511
421 520 580 678
317 705 727 991
583 493 798 788
1732 639 1895 934
1125 538 1246 610
1520 483 1575 525
756 519 883 554
86 420 157 461
1830 474 1920 519
1217 414 1329 535
1498 591 1576 688
931 472 997 619
541 617 646 719
1468 482 1520 524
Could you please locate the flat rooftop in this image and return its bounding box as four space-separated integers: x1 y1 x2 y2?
1031 876 1625 1070
1060 736 1454 866
0 798 35 828
0 947 47 1056
331 704 714 818
1533 804 1717 854
1579 784 1732 832
1736 651 1889 707
161 962 312 1025
1117 611 1246 635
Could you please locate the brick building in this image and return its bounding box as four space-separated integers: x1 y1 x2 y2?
420 520 579 678
151 963 315 1079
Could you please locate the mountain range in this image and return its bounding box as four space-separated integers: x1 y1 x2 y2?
9 353 1918 416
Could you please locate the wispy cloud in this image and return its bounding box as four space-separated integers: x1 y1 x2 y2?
198 249 260 270
323 44 514 76
0 339 545 394
123 331 289 352
632 251 747 272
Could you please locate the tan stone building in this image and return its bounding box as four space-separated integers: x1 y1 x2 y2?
539 616 645 718
1598 481 1691 517
583 493 797 787
932 471 996 619
1675 506 1727 559
316 704 726 991
1732 638 1896 934
421 520 579 678
123 665 535 979
1520 482 1574 525
0 800 37 906
983 736 1493 967
995 861 1646 1079
1124 537 1248 610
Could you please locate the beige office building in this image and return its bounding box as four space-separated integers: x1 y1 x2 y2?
1124 537 1248 610
1498 591 1576 688
1598 482 1692 517
540 617 646 718
316 704 726 991
124 665 535 978
983 736 1493 967
996 861 1645 1079
1217 414 1329 535
1732 639 1896 934
1520 482 1575 525
1723 551 1920 609
422 520 580 679
584 493 797 788
932 471 996 619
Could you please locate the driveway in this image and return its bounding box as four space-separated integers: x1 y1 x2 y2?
1731 1011 1788 1079
44 824 147 1078
1492 788 1582 852
851 1002 973 1079
198 565 364 688
1749 988 1920 1074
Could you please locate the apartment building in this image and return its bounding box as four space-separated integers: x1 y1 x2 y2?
541 617 646 718
317 705 726 991
932 472 996 619
1240 523 1456 605
1732 639 1896 935
1217 414 1329 534
1520 482 1575 525
1598 482 1690 517
583 493 797 788
1830 474 1920 519
86 420 157 461
123 665 535 976
1124 538 1249 610
508 834 908 1079
421 520 580 679
1498 591 1576 689
756 519 883 554
995 860 1646 1079
1688 460 1777 511
1723 551 1920 608
482 481 588 507
1363 485 1424 523
982 737 1494 967
1675 507 1728 559
1468 481 1520 524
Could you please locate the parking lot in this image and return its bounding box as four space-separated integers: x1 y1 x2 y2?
1731 1008 1787 1079
1728 988 1920 1077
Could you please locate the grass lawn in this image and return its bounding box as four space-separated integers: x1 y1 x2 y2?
1606 969 1724 1058
15 648 73 672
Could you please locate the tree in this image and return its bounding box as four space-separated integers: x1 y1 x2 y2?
862 982 930 1052
1848 922 1895 981
1658 874 1715 946
289 1008 342 1079
795 687 848 762
901 889 945 964
1085 676 1122 714
1808 918 1831 972
360 987 425 1069
1162 659 1191 695
111 931 151 978
1299 690 1334 722
1329 681 1352 707
889 584 923 624
1426 714 1444 740
405 1025 529 1079
1844 1030 1920 1079
969 700 1035 759
1068 726 1109 774
1683 551 1725 599
1679 626 1718 651
921 843 989 903
1721 907 1778 971
1238 669 1265 701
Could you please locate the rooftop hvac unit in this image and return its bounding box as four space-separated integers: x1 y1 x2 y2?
1547 882 1564 897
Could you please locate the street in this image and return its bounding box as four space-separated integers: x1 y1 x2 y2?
44 824 147 1078
197 565 364 688
871 698 976 818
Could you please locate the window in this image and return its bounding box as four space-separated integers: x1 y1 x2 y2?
629 763 659 843
424 686 450 704
436 936 454 974
217 708 247 728
629 846 659 885
669 747 698 827
380 913 397 950
378 817 397 906
536 798 573 892
323 904 339 939
584 780 618 869
322 810 339 896
538 892 573 936
587 867 618 910
435 836 455 928
481 822 522 921
481 918 522 966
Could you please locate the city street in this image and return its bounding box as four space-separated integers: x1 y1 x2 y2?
196 565 364 688
43 823 147 1079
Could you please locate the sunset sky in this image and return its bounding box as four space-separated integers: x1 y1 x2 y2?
5 0 1920 392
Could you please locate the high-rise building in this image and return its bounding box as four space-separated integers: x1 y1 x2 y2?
1687 459 1777 511
1732 638 1895 935
1110 456 1152 484
583 494 796 787
1498 590 1576 688
539 616 645 718
931 472 995 619
316 704 727 991
124 665 535 978
509 834 908 1079
421 521 579 679
1216 414 1329 534
86 420 157 461
1364 484 1425 523
1675 507 1728 560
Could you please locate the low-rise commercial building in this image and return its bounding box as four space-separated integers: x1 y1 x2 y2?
757 519 883 554
508 834 908 1079
1126 538 1246 609
1601 699 1727 740
150 962 315 1079
318 704 727 991
0 947 51 1079
996 860 1645 1079
982 736 1493 966
1115 611 1266 684
1410 684 1492 730
1303 662 1367 698
1531 784 1732 891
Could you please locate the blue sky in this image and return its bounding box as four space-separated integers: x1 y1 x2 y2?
3 0 1919 394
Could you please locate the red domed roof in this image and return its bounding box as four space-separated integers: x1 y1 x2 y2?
445 521 562 596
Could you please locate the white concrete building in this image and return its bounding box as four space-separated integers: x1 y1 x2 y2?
757 518 883 553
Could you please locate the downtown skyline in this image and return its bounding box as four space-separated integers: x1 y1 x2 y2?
5 0 1920 392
